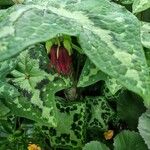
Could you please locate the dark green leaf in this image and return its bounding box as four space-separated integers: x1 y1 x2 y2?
117 90 146 129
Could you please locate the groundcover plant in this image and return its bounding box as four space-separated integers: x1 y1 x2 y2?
0 0 150 149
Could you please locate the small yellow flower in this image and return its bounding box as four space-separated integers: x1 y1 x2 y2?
28 144 41 150
104 130 114 140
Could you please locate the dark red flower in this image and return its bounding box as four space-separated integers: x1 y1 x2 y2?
49 45 72 75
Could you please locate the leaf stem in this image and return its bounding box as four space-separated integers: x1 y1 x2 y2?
71 43 83 54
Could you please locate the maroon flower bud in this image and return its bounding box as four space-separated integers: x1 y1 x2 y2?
49 45 72 75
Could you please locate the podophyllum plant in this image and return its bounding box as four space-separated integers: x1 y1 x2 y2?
0 0 150 149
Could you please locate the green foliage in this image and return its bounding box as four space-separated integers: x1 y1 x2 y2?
141 22 150 49
0 0 150 107
0 117 49 150
49 97 86 149
0 0 150 149
133 0 150 13
105 78 122 95
0 0 14 6
113 130 148 150
119 0 134 4
0 100 10 118
145 49 150 66
138 110 150 149
117 91 146 129
3 44 72 127
0 58 17 79
83 141 110 150
86 96 114 130
0 81 20 99
78 58 106 87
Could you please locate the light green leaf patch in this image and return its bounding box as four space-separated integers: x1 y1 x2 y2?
120 0 134 4
133 0 150 13
141 22 150 49
0 81 20 99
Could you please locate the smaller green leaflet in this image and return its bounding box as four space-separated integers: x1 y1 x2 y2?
86 96 114 130
49 97 86 149
78 58 122 95
3 44 72 127
78 58 107 87
133 0 150 13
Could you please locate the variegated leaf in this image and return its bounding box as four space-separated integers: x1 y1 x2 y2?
5 44 72 127
133 0 150 13
86 96 114 130
49 97 86 149
78 58 106 87
105 77 122 95
0 0 150 107
0 81 20 99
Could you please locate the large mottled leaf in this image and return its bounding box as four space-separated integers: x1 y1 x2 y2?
141 22 150 49
114 130 148 150
83 141 110 150
49 97 86 149
0 0 150 107
5 44 71 127
138 110 150 149
133 0 150 13
78 58 106 87
86 96 114 130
